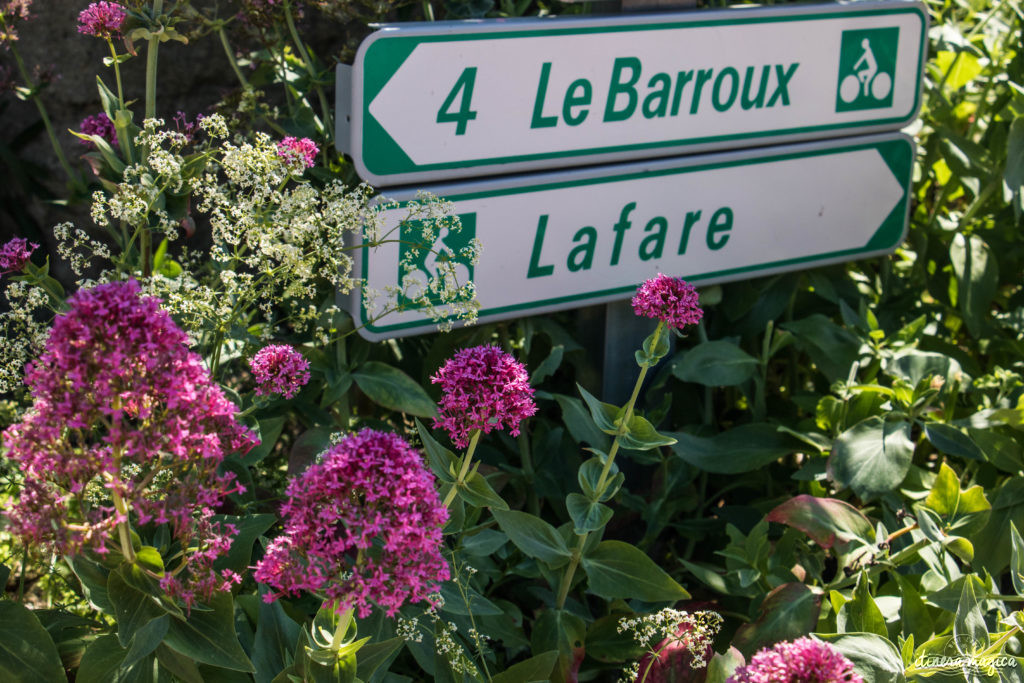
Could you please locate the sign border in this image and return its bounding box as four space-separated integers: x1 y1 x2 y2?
346 132 915 341
346 1 927 186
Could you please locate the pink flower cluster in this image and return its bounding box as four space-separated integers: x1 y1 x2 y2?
431 345 537 449
728 637 863 683
0 236 37 275
2 280 257 607
250 344 310 399
254 429 449 618
79 112 117 147
76 1 125 38
632 274 703 330
276 136 319 169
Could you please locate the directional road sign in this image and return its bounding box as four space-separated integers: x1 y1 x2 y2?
344 133 914 340
338 2 926 186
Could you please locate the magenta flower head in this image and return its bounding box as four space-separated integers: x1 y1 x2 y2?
254 429 449 618
727 637 863 683
249 344 310 399
0 236 38 275
276 136 319 169
431 345 537 449
2 280 258 607
77 1 126 38
79 112 117 147
632 274 703 330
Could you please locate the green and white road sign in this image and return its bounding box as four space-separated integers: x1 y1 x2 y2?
345 134 914 340
338 1 926 186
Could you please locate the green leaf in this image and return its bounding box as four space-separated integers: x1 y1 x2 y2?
886 350 961 386
1011 522 1024 598
781 315 863 382
490 651 559 683
553 394 611 452
213 514 277 575
974 478 1024 576
108 566 168 647
925 423 984 461
530 611 584 683
704 647 745 683
618 414 676 451
156 643 204 683
584 616 645 663
356 638 403 681
0 601 67 682
934 50 983 90
816 633 906 683
672 340 758 386
135 546 165 575
892 573 934 645
922 462 990 537
530 345 564 385
77 634 129 683
458 470 509 510
415 419 459 483
352 362 437 417
438 582 504 617
164 592 254 672
828 418 914 500
580 540 690 602
668 423 806 474
566 493 613 534
847 572 887 637
123 615 169 670
950 233 998 338
765 495 874 553
732 583 822 656
953 577 989 654
491 509 572 568
252 594 300 683
578 456 622 502
577 383 620 433
243 416 286 465
68 555 115 614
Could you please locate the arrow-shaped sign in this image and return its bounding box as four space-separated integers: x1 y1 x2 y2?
345 134 914 340
341 2 926 186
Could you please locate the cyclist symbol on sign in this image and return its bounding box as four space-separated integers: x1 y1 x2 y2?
840 38 893 104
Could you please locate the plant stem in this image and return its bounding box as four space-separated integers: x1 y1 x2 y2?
111 488 136 563
330 606 354 650
283 0 331 143
443 429 481 507
145 0 164 120
555 324 661 610
3 20 77 182
217 27 250 90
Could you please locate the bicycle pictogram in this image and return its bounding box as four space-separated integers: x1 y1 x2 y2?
839 38 893 104
835 27 899 112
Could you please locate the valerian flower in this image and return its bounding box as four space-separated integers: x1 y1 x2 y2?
76 1 126 38
254 429 449 618
727 637 863 683
632 274 703 330
276 136 319 169
431 344 536 448
2 280 257 607
250 344 310 399
0 236 37 275
79 112 118 147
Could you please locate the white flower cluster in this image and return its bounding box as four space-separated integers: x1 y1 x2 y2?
0 281 51 394
618 608 723 674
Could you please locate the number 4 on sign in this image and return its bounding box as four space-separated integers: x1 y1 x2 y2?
437 67 478 135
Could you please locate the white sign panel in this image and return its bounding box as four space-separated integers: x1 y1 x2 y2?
345 134 914 340
340 2 926 185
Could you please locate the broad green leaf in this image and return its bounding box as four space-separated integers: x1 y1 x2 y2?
950 233 998 338
953 578 989 654
530 345 564 385
243 416 286 465
618 414 676 451
415 419 459 483
847 572 887 637
816 633 906 683
77 634 130 683
781 315 863 382
68 555 114 614
886 350 961 386
438 582 504 617
892 573 935 645
578 456 622 502
164 592 254 672
668 423 806 474
828 418 914 500
584 616 645 662
356 638 403 681
566 493 613 534
252 595 301 683
922 463 991 537
491 509 572 568
490 651 559 683
969 427 1023 474
352 361 437 417
766 495 874 553
530 610 585 683
213 514 277 575
122 615 169 670
672 340 758 386
704 647 745 683
934 50 983 90
1011 522 1024 598
553 394 611 452
0 601 67 682
108 567 168 647
577 383 620 433
732 583 822 656
580 540 690 602
925 423 984 461
156 643 204 683
461 529 508 556
458 470 509 510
